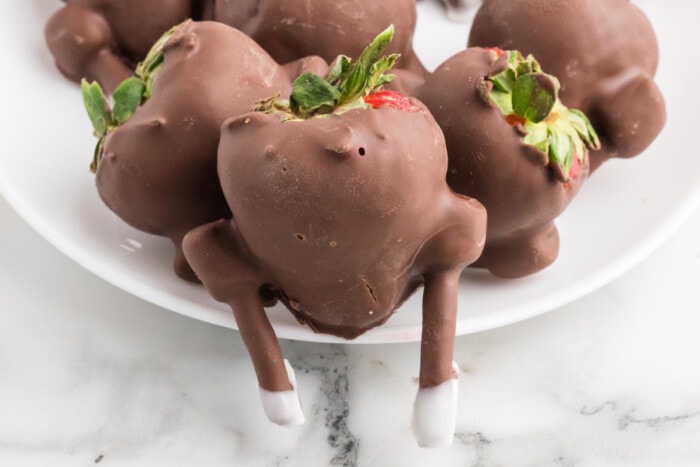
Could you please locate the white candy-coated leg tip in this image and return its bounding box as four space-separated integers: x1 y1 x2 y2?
259 359 305 426
412 361 459 448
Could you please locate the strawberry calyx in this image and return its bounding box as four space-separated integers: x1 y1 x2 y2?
82 23 179 172
363 90 417 112
562 154 582 190
256 25 402 121
480 49 600 183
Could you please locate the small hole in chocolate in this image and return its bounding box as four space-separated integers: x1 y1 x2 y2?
295 233 308 241
358 147 366 156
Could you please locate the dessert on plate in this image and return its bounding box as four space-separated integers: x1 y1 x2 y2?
468 0 666 171
60 0 665 447
45 0 199 94
206 0 427 76
183 28 487 447
45 0 426 94
418 48 600 278
83 21 325 281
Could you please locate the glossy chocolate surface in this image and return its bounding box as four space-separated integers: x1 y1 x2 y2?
46 0 427 94
418 48 589 278
184 101 486 338
199 0 427 75
95 21 294 280
468 0 666 169
45 0 194 92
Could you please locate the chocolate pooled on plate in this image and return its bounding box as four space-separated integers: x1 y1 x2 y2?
83 21 325 281
418 48 600 278
468 0 666 170
183 28 487 447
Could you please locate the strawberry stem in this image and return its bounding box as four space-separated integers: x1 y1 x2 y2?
256 25 400 120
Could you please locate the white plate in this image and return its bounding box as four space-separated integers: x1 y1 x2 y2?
1 1 698 344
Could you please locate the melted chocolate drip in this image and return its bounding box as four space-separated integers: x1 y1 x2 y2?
184 101 486 339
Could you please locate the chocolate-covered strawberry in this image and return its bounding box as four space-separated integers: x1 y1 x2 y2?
83 21 323 281
45 0 200 94
44 0 427 94
468 0 666 170
418 48 600 278
437 0 475 22
209 0 427 77
183 27 486 447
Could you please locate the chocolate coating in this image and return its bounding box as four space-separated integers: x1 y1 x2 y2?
468 0 666 170
184 102 486 340
211 0 427 76
45 0 194 93
96 21 296 280
417 48 589 278
46 0 426 94
439 0 474 22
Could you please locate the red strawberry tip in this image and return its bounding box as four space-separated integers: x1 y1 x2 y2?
563 154 582 189
363 90 417 112
487 47 505 58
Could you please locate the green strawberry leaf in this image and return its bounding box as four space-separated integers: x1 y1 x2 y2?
512 73 558 124
290 72 342 118
366 55 398 90
338 25 395 105
83 23 184 173
112 77 146 125
327 55 352 85
490 68 515 94
90 137 106 174
136 24 176 98
489 89 513 116
81 79 111 137
568 109 601 149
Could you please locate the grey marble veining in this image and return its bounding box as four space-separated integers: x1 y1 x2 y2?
3 196 700 466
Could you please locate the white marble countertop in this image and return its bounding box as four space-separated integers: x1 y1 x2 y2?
2 189 700 466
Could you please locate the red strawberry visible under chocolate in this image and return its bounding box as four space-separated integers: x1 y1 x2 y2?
468 0 666 171
83 21 325 281
45 0 202 94
418 48 599 279
183 27 487 447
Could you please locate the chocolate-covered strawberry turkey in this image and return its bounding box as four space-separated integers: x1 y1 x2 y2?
418 48 600 278
45 0 202 94
468 0 666 170
83 21 325 281
183 28 487 447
